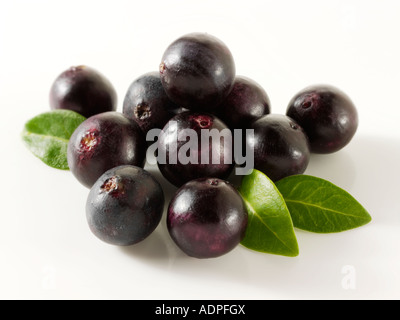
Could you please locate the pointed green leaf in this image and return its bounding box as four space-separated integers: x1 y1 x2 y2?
275 175 372 233
22 110 86 170
239 169 299 257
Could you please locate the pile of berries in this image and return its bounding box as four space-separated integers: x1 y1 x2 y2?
50 33 358 258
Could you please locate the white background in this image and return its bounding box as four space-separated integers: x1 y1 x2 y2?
1 0 399 300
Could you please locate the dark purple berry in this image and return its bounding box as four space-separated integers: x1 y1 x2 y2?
159 33 235 112
157 111 234 187
122 71 179 134
67 112 146 188
167 178 248 258
215 76 271 129
49 65 117 118
286 85 358 153
247 114 310 181
86 165 164 246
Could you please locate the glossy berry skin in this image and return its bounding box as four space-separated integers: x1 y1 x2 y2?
157 111 234 188
247 114 310 182
122 71 178 135
215 76 271 129
286 85 358 154
67 112 146 188
167 178 248 259
49 65 117 118
86 165 164 246
159 32 235 112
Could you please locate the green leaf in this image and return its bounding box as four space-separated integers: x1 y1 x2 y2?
275 175 372 233
239 169 299 257
22 110 86 170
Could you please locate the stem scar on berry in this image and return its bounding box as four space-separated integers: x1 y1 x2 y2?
190 114 213 129
159 62 166 74
101 176 125 196
207 178 219 186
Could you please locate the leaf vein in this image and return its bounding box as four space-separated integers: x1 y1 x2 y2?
23 131 70 144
